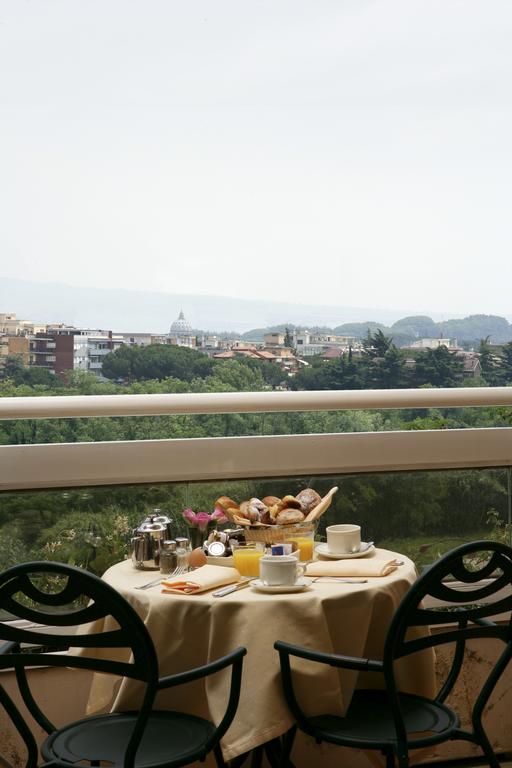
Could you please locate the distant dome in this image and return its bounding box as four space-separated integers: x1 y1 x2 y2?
169 310 193 336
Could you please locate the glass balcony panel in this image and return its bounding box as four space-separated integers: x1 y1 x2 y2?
1 467 509 582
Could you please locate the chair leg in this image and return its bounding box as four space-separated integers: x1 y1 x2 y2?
263 737 284 768
250 746 263 768
384 748 395 768
476 729 501 768
214 743 229 768
280 726 297 767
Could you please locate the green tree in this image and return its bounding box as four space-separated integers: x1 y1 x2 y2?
369 346 410 389
103 344 215 382
1 354 25 381
362 329 393 358
498 341 512 384
413 346 464 388
101 345 139 381
477 337 500 386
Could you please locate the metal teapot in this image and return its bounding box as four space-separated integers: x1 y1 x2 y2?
131 510 174 570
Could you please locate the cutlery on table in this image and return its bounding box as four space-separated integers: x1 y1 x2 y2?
135 565 188 590
311 577 368 584
212 578 252 597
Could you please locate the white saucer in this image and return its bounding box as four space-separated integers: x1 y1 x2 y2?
249 577 312 594
315 542 375 560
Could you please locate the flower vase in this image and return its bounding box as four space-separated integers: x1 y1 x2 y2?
188 526 210 551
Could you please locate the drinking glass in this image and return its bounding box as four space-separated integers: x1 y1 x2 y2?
285 530 314 562
232 542 265 577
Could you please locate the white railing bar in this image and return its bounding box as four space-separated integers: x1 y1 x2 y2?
1 387 512 420
2 428 511 491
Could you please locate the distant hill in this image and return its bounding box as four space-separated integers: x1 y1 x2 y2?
0 277 446 335
1 278 511 344
244 315 512 345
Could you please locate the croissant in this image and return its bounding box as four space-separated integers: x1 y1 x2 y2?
215 496 239 512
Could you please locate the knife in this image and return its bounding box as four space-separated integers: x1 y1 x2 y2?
212 579 252 597
311 577 368 583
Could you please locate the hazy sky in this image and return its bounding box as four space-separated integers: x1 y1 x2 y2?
1 1 511 319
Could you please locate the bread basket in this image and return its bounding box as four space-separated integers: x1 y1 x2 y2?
243 520 317 545
242 487 337 545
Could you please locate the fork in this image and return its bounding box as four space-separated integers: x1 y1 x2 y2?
135 564 188 590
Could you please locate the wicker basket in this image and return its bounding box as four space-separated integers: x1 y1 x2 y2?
244 521 317 546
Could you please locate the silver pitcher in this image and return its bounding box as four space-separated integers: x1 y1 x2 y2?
131 512 174 570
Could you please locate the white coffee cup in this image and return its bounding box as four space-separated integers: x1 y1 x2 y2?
326 524 361 555
259 555 306 586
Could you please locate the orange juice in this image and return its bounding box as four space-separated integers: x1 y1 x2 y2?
288 536 314 562
233 547 264 577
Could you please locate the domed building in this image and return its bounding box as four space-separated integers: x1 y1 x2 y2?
168 310 196 348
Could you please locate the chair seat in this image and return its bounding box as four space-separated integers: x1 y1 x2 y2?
42 711 217 768
308 690 459 749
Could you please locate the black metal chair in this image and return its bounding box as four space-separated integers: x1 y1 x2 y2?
275 540 512 768
0 561 246 768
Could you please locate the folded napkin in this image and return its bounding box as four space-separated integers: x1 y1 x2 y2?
161 564 242 594
306 555 399 578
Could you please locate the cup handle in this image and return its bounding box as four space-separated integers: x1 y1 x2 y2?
296 564 306 580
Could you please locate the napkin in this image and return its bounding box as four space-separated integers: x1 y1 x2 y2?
306 555 399 578
161 564 242 594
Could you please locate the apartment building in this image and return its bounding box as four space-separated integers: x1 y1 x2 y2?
0 334 31 369
0 312 46 336
28 327 123 377
30 332 74 374
292 329 358 357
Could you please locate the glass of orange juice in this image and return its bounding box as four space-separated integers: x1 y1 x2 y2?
286 531 314 562
232 542 265 578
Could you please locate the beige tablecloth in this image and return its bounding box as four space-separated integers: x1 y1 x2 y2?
89 549 436 762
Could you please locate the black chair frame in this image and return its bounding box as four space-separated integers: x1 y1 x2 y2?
275 540 512 768
0 561 246 768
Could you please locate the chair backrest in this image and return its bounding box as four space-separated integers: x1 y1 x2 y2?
0 561 159 765
382 540 512 741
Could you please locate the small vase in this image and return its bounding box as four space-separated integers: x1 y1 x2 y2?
188 526 209 550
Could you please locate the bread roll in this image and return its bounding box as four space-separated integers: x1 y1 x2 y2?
296 488 322 514
281 495 303 511
262 495 281 507
275 509 305 525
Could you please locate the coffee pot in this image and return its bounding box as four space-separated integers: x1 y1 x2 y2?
131 510 174 570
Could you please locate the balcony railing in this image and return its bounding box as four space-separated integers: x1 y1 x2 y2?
0 386 511 492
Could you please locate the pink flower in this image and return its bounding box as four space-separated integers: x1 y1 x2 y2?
182 507 228 530
211 507 228 525
183 508 197 526
194 512 212 531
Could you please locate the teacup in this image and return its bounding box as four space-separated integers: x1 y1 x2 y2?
259 555 306 586
326 524 361 555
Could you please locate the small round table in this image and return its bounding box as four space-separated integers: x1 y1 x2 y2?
90 550 436 765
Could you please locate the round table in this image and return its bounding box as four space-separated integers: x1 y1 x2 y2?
91 550 436 764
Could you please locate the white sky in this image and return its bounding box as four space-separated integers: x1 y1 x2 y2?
1 0 511 318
